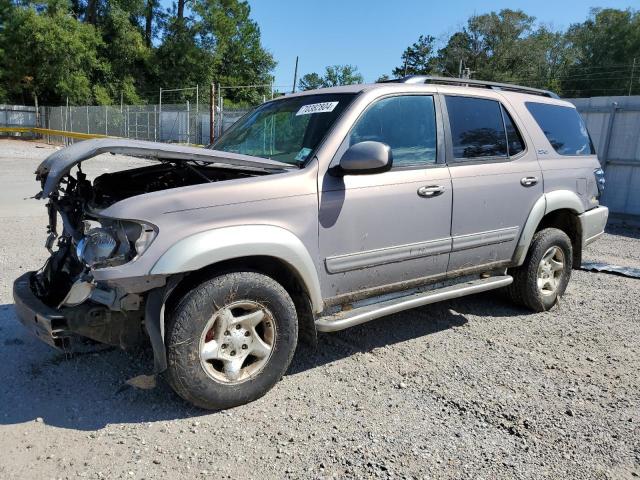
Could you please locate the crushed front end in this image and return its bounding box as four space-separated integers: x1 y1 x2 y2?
14 164 159 351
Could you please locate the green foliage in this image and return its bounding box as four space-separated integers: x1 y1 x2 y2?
391 8 640 97
298 72 324 91
392 35 436 77
0 0 275 105
0 2 103 104
298 65 364 91
562 8 640 96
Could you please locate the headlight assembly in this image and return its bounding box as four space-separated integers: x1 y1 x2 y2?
76 218 157 268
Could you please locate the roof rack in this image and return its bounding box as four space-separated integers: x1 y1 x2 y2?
381 75 559 99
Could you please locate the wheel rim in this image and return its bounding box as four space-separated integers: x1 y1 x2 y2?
537 246 565 297
199 300 276 384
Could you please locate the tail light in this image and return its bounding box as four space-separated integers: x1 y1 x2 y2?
594 168 605 199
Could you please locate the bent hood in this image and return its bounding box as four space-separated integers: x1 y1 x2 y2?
35 138 294 198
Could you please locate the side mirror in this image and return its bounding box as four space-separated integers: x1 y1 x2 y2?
333 141 393 176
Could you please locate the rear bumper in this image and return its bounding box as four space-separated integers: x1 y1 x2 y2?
12 272 71 350
579 206 609 247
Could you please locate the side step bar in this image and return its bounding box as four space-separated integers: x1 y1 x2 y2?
315 275 513 332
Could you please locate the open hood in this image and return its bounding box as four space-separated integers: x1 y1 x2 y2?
35 138 294 198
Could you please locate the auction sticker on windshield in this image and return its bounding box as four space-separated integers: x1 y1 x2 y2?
296 102 339 116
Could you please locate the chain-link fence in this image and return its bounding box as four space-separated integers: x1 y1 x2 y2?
0 103 251 145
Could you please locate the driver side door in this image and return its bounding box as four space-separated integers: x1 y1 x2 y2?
317 94 453 303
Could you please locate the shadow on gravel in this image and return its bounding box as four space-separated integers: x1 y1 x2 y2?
289 302 472 375
0 292 522 430
604 223 640 240
0 303 205 431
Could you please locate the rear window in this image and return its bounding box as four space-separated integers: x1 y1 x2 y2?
525 102 594 156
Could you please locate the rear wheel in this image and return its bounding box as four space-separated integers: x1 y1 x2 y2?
507 228 573 312
166 271 298 410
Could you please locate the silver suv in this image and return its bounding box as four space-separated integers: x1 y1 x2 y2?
13 76 609 409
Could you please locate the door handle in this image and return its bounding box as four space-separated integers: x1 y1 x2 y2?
417 185 445 198
520 176 539 187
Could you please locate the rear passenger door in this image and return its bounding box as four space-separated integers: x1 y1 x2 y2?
442 94 543 274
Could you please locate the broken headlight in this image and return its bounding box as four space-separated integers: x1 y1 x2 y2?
76 218 157 268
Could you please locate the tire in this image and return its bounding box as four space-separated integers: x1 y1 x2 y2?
506 228 573 312
166 271 298 410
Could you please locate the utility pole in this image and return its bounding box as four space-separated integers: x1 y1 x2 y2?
209 83 215 143
292 56 299 93
629 57 637 96
462 67 474 80
459 59 463 78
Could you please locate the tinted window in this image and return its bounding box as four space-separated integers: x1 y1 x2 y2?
502 105 525 156
446 96 507 159
526 102 594 156
349 95 437 166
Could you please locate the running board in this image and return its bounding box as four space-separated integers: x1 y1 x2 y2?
315 275 513 332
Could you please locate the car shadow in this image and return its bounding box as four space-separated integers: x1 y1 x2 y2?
0 292 525 430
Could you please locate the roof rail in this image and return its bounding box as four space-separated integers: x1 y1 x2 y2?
381 75 560 99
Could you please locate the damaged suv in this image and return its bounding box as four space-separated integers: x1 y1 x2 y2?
14 77 608 409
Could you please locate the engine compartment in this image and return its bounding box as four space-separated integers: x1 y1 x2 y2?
91 162 264 207
32 161 266 307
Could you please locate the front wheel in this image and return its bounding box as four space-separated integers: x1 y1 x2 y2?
506 228 573 312
166 271 298 410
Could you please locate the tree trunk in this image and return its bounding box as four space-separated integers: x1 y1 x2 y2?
145 0 155 47
177 0 186 20
86 0 97 24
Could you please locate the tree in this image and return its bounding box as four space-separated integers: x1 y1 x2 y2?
298 65 364 91
323 64 363 86
0 2 103 105
561 8 640 97
298 73 324 91
392 35 436 77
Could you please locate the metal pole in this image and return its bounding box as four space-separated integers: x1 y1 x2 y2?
147 111 150 141
86 105 90 134
217 84 222 137
34 94 39 128
209 83 215 144
196 84 199 144
154 105 157 141
600 102 619 170
65 97 69 146
159 87 163 142
105 106 108 136
186 100 190 144
292 56 299 93
629 57 637 96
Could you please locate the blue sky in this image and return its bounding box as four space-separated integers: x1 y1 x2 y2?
246 0 636 90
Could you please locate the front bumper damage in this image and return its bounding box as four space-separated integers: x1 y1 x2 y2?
13 272 70 349
13 271 147 352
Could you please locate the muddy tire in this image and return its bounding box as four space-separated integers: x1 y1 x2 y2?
506 228 573 312
166 271 298 410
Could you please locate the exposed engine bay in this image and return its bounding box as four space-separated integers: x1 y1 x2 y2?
32 161 264 308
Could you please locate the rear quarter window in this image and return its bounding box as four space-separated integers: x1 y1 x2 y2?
525 102 594 156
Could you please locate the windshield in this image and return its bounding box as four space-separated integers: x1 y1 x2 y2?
211 93 356 165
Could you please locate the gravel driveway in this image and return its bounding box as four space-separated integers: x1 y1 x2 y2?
0 139 638 479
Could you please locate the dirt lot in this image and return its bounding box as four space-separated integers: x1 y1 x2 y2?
0 139 638 479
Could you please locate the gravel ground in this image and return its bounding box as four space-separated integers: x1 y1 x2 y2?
0 139 638 480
